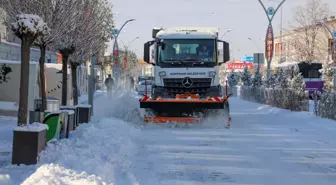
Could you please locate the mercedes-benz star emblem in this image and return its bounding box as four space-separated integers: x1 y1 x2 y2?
182 77 193 88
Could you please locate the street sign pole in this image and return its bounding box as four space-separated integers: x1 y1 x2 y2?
257 0 287 80
253 53 265 73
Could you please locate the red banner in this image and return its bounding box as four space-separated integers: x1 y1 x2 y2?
226 62 253 70
265 25 274 62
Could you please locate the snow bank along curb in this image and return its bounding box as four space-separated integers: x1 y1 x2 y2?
11 92 106 166
19 116 140 185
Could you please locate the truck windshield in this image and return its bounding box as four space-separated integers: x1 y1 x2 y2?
158 39 216 64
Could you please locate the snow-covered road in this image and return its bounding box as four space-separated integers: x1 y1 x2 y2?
1 92 336 185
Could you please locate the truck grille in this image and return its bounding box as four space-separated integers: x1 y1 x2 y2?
163 78 212 96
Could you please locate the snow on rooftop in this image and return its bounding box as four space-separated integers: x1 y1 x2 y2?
156 26 219 38
274 61 299 68
274 61 323 68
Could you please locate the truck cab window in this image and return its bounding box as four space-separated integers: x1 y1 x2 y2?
158 39 215 63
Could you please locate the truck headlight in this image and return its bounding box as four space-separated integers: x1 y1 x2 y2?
209 71 216 76
159 71 166 77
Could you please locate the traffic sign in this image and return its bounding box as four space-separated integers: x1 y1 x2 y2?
333 31 336 38
240 56 254 62
253 53 265 64
267 7 275 16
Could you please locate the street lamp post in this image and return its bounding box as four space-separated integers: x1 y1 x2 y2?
248 37 263 52
220 29 233 39
257 0 286 80
248 37 263 72
112 18 136 88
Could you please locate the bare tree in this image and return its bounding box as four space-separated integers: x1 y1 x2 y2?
64 0 114 105
10 14 49 126
32 0 79 111
2 0 80 110
289 0 331 62
54 0 86 106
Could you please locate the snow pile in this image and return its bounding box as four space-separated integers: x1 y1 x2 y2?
22 164 110 185
0 174 11 184
21 116 140 185
11 14 50 36
14 122 48 132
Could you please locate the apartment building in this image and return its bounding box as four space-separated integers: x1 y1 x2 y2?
273 18 336 67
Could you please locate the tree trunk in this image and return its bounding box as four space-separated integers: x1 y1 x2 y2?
71 63 78 105
17 36 32 126
61 53 69 106
39 45 47 112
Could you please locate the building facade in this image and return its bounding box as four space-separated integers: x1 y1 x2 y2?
273 18 336 67
0 41 60 63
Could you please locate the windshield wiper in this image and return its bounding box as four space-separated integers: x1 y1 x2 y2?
183 59 199 61
181 59 207 66
163 59 183 65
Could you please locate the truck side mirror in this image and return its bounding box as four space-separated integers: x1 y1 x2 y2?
144 42 150 63
223 41 230 62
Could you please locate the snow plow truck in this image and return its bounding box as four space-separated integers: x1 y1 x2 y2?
139 27 231 126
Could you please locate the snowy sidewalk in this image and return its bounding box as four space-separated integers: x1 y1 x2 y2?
1 92 336 185
0 91 107 184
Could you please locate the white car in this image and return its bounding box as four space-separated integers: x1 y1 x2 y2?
136 80 153 95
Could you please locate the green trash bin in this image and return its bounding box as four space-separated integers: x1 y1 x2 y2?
42 112 61 142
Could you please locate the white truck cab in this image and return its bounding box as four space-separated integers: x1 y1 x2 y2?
143 27 230 99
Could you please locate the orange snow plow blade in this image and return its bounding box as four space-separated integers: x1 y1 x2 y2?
144 116 202 124
139 92 230 124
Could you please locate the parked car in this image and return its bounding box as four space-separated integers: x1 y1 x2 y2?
136 80 153 95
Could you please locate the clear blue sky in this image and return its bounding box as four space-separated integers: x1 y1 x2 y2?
107 0 336 60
